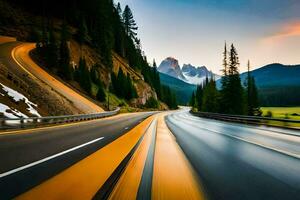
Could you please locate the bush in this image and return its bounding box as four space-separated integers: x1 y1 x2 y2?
265 111 273 118
145 97 159 108
96 86 106 102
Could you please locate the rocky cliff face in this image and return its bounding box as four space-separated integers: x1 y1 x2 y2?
158 57 187 81
182 64 210 77
159 57 220 85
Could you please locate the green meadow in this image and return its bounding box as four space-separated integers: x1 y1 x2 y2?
261 107 300 120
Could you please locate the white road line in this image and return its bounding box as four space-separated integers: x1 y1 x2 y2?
0 137 104 178
168 115 300 159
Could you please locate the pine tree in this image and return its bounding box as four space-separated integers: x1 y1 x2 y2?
77 14 88 46
123 5 138 39
113 2 125 57
78 57 92 94
117 69 126 98
59 20 72 80
153 59 157 68
195 85 203 111
219 44 245 115
189 91 196 107
246 60 260 115
116 2 122 17
125 75 137 100
96 81 106 102
228 44 240 75
202 78 218 112
47 22 59 69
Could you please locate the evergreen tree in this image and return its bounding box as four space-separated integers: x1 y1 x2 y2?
153 59 157 68
246 60 260 115
189 91 196 107
222 42 228 76
161 85 178 109
90 64 101 85
77 57 92 94
117 68 126 97
47 22 59 69
116 2 122 17
202 78 218 112
77 14 88 46
96 81 106 102
123 5 138 39
219 44 245 115
59 20 72 80
90 0 114 68
112 2 125 57
123 73 137 100
195 85 203 111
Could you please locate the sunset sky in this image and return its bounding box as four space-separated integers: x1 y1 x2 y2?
118 0 300 73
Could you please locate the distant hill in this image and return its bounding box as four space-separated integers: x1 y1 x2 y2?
159 72 196 104
239 63 300 87
217 63 300 106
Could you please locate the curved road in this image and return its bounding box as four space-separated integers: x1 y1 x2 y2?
0 40 103 113
0 108 299 199
166 109 300 200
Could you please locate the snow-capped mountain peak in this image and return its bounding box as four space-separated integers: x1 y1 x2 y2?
158 57 220 85
158 57 186 81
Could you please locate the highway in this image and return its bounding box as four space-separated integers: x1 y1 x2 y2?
0 112 153 199
166 109 300 200
0 109 299 199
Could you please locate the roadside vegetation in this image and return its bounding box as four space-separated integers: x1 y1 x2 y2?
190 43 260 116
261 107 300 120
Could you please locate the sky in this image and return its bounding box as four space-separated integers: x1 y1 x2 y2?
118 0 300 73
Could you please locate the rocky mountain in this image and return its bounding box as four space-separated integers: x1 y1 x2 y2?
158 57 186 81
182 64 220 85
158 57 219 85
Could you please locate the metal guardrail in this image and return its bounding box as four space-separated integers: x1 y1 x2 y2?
191 111 300 130
0 108 120 131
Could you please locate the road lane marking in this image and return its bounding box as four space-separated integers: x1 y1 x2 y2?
108 118 157 200
16 116 155 200
167 114 300 159
152 113 205 200
136 118 157 200
0 137 104 178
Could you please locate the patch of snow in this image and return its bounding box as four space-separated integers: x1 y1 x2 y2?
0 83 41 118
0 103 28 118
183 72 207 85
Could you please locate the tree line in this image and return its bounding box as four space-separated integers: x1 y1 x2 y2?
9 0 178 108
190 43 260 116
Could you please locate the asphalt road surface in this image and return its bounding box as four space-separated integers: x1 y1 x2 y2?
166 109 300 200
0 112 154 199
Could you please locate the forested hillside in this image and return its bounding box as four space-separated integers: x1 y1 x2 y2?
0 0 178 110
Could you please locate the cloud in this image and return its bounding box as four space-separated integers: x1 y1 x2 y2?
266 21 300 41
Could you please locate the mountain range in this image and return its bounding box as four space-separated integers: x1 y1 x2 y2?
160 61 300 106
158 57 220 85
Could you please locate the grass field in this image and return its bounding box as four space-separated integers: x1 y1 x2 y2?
261 107 300 120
